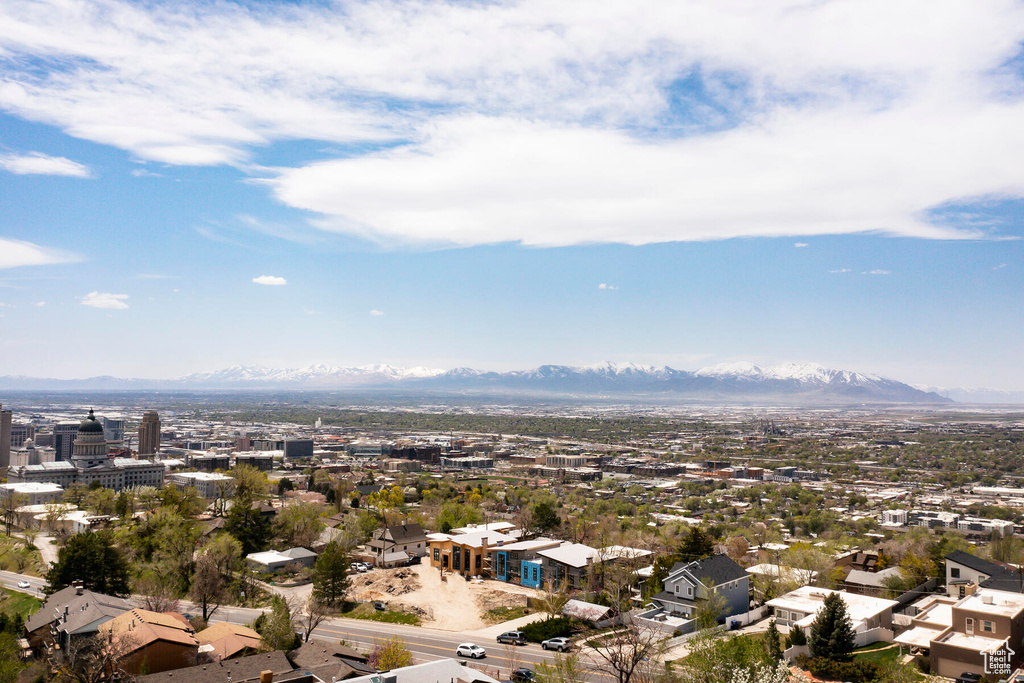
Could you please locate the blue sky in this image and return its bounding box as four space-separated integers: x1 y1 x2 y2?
1 0 1023 389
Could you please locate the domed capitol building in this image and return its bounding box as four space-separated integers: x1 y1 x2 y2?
8 409 164 491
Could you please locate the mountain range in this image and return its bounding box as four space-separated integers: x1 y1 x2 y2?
0 361 964 404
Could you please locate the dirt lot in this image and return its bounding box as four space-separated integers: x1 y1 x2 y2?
348 563 541 631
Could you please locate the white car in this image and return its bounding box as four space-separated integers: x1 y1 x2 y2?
16 581 30 589
456 643 486 659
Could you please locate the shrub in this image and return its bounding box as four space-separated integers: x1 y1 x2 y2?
788 627 807 646
796 655 880 683
521 617 574 642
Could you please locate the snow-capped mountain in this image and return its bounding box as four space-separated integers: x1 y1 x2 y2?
0 361 957 403
914 385 1024 404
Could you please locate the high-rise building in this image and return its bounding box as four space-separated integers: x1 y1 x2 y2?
0 404 11 469
53 423 79 461
10 423 34 449
101 416 125 444
138 410 161 455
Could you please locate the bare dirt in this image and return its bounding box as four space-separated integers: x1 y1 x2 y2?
348 563 541 631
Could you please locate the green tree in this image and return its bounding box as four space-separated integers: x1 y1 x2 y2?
254 595 299 652
808 592 855 662
367 635 413 671
530 501 561 534
274 501 325 548
226 501 272 555
312 541 350 608
765 619 783 663
46 531 131 596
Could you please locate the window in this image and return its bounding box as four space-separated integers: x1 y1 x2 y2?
687 586 693 597
433 548 440 561
982 621 995 633
675 585 680 594
951 567 961 578
777 610 789 621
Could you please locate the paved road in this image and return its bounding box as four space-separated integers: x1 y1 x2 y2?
3 571 616 681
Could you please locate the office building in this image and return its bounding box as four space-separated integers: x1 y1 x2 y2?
53 423 79 461
101 416 125 444
283 439 314 460
138 410 161 455
10 423 34 449
0 403 10 469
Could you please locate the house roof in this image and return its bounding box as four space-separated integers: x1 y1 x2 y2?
196 622 263 660
846 567 902 589
378 523 427 542
100 609 198 650
538 543 599 568
343 658 500 683
670 554 748 586
288 640 375 681
32 588 132 636
282 547 318 560
946 550 1008 576
562 599 613 622
136 650 295 683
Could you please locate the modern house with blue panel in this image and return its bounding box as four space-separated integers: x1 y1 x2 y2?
487 538 562 584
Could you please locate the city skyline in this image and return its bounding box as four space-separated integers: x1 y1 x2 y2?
1 1 1023 390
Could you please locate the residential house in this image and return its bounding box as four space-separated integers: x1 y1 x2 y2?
247 547 318 572
368 523 429 567
195 622 263 661
844 567 904 597
342 658 501 683
487 538 562 586
929 588 1024 678
99 609 199 675
136 651 298 683
287 641 376 681
946 551 1023 598
428 528 517 577
767 586 897 647
649 554 750 622
537 543 599 590
25 584 131 652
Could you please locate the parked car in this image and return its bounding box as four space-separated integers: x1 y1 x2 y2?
541 637 572 652
511 669 534 683
406 555 422 566
496 631 527 645
456 643 486 659
16 580 30 589
373 601 386 611
956 673 982 683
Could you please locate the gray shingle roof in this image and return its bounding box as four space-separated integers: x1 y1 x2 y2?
670 554 748 586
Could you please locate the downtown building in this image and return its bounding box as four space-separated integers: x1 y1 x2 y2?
8 409 164 492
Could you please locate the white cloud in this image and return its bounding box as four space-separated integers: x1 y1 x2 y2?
369 309 384 316
794 242 809 248
994 263 1008 270
862 269 891 275
829 268 852 274
80 291 129 309
0 152 91 177
598 283 618 290
34 301 45 307
252 275 287 286
0 237 76 270
3 0 1024 243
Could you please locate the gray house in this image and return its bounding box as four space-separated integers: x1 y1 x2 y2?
650 554 750 622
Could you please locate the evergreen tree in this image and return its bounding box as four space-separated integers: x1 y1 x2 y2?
45 531 131 596
312 541 350 608
225 502 272 555
808 593 856 661
765 619 783 662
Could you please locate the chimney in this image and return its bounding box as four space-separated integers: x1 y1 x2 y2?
260 671 273 683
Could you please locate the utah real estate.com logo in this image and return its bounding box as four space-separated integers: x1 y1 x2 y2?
984 643 1014 677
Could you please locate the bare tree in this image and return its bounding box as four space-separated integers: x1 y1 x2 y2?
503 641 523 679
49 632 139 683
589 619 669 683
135 571 180 614
1 492 26 536
295 594 329 643
535 653 586 683
537 578 571 620
190 554 225 622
